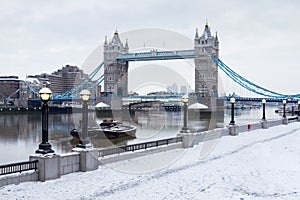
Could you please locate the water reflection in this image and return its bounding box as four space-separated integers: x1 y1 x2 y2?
0 106 282 164
128 110 182 144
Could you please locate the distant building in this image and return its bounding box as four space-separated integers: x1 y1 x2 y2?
0 76 20 99
0 76 28 106
180 86 187 95
167 83 178 94
29 65 88 94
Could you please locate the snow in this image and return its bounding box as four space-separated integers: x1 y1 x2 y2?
95 102 110 108
188 102 209 109
1 123 300 199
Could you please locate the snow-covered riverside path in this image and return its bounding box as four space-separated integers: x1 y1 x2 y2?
1 123 300 200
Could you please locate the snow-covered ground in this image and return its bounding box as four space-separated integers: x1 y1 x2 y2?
1 123 300 199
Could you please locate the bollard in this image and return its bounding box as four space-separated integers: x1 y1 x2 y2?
247 124 251 131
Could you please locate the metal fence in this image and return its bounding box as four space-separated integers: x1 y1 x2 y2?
0 160 38 176
98 137 183 157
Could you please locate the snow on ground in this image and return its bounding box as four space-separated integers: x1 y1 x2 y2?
1 123 300 200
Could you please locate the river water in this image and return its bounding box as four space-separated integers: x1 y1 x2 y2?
0 106 282 164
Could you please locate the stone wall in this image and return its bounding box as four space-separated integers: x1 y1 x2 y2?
191 118 295 146
0 171 38 187
99 143 183 165
60 152 80 175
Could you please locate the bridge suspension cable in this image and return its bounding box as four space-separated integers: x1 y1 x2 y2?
58 62 104 97
212 56 300 99
26 62 104 99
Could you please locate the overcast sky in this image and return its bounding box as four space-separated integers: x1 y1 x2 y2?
1 0 300 95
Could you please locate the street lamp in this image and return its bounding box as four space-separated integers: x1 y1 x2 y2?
180 95 190 133
35 87 54 154
262 99 266 120
229 97 235 125
77 89 91 148
282 99 287 119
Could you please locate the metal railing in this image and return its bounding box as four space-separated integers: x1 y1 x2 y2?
0 160 38 176
98 137 183 157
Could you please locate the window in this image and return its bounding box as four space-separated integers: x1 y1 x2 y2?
107 76 114 81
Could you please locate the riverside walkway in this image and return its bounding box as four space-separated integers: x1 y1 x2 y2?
0 119 299 199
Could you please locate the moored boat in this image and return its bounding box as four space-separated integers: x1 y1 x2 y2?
99 119 137 139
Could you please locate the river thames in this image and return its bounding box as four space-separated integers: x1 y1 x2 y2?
0 106 282 164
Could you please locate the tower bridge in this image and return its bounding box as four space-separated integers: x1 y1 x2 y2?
103 23 219 107
26 22 300 106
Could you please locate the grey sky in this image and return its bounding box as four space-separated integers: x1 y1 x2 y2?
1 0 300 95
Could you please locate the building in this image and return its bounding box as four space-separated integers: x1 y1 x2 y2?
51 65 87 93
180 85 187 95
0 76 28 106
28 65 89 95
167 83 178 94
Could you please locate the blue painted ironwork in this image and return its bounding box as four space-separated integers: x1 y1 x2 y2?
27 62 105 99
116 49 195 61
57 62 104 98
212 56 300 99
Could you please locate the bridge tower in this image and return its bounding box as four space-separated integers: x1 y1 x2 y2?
103 30 129 96
194 22 219 107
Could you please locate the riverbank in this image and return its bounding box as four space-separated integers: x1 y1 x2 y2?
0 105 96 114
1 121 299 199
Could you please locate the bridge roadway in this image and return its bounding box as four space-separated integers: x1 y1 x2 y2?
116 49 195 61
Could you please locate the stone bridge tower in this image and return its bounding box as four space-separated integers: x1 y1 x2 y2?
103 30 129 96
194 22 219 107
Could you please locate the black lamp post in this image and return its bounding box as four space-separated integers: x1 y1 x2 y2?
283 99 287 119
35 87 54 154
262 99 266 120
180 95 190 133
229 97 236 125
77 89 91 148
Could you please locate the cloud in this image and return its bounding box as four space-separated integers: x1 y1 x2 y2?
0 0 300 93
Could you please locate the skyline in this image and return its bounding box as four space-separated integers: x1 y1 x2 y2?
1 0 300 95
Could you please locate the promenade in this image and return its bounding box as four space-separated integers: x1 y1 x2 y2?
0 122 299 199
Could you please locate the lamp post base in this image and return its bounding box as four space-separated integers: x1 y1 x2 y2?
180 127 191 134
282 118 288 125
229 122 235 126
76 143 86 149
177 131 194 148
35 142 55 154
229 124 238 136
260 120 268 129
